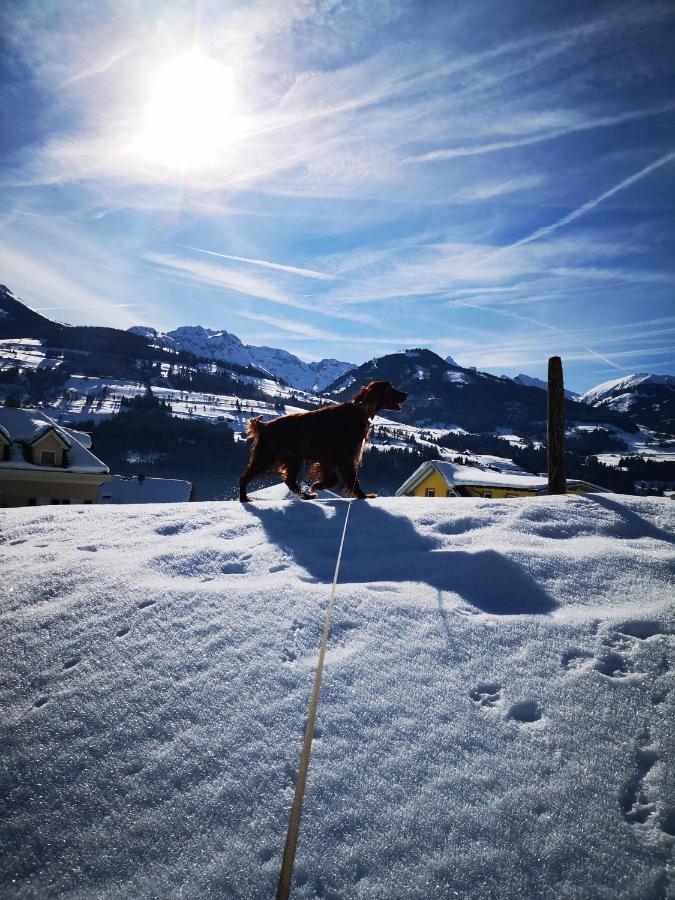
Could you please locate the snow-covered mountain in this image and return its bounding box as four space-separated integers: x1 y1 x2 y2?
580 373 675 404
325 348 626 432
580 373 675 431
129 325 353 392
513 373 578 400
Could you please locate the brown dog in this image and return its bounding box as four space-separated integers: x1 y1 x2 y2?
239 380 407 502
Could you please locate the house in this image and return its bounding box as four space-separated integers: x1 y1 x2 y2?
395 460 611 499
0 405 111 506
99 474 195 504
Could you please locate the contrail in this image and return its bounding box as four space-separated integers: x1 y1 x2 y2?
408 103 675 163
183 246 336 281
501 149 675 253
451 301 624 370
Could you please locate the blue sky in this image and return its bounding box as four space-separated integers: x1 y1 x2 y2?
1 0 674 392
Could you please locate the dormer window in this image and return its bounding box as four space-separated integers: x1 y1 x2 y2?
41 450 57 466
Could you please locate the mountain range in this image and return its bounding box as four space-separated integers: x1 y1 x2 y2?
1 284 674 433
129 325 352 393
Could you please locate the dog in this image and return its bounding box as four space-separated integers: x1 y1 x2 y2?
239 380 407 502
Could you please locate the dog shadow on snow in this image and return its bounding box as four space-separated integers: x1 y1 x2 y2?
246 500 558 616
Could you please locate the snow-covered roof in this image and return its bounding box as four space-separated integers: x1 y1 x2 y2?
99 474 193 503
0 406 108 474
396 460 610 495
396 460 549 494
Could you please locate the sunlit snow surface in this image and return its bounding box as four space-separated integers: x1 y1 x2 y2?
2 496 674 899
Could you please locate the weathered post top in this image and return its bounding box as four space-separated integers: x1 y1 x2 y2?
548 355 566 495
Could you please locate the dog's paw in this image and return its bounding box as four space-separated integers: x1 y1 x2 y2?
240 496 252 503
301 491 317 500
365 492 378 499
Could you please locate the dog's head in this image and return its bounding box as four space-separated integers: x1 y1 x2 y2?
352 380 408 415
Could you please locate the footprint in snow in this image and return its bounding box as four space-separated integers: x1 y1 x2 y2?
63 657 81 670
116 626 130 638
594 652 630 679
281 648 297 664
77 545 98 553
561 648 595 671
138 599 156 610
34 696 50 708
506 700 543 724
269 563 288 573
619 620 669 640
470 682 502 708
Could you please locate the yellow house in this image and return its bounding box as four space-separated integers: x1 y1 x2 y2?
0 406 111 507
395 460 610 499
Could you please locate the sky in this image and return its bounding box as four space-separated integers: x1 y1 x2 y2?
1 0 674 392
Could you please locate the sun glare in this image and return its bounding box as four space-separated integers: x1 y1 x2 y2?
137 51 237 169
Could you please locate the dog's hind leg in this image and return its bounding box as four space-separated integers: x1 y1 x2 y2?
239 448 273 502
282 455 315 499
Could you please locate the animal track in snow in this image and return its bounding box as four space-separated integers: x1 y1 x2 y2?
290 620 305 634
506 700 543 724
621 735 659 826
77 545 97 552
34 696 49 708
63 657 81 670
281 647 297 664
561 649 595 671
155 521 202 536
617 620 668 640
594 652 630 679
470 682 502 708
138 599 156 610
116 626 130 638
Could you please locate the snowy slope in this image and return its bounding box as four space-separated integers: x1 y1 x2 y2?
128 326 354 392
580 374 675 405
2 495 674 899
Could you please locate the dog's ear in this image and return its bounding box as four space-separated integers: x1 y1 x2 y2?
352 381 377 403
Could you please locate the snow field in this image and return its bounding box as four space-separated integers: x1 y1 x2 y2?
1 495 674 899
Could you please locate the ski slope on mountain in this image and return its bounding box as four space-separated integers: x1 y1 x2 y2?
2 495 674 899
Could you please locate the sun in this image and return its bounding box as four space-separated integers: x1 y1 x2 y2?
136 50 237 169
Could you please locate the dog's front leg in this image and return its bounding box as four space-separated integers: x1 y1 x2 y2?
340 465 376 499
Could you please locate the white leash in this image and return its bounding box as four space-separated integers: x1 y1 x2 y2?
275 441 366 899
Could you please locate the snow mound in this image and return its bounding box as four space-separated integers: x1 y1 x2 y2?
2 495 674 898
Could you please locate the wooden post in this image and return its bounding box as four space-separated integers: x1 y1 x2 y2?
547 356 566 494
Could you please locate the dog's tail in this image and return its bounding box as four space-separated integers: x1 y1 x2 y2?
245 416 266 441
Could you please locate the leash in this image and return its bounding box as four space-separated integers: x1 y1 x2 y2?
275 439 367 899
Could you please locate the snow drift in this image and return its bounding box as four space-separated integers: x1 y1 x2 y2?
1 495 674 898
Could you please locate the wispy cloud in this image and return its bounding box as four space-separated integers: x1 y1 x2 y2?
454 175 545 202
407 103 675 163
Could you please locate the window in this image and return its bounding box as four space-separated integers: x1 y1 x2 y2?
505 493 518 498
446 490 453 497
424 488 436 497
481 491 492 498
40 450 57 466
